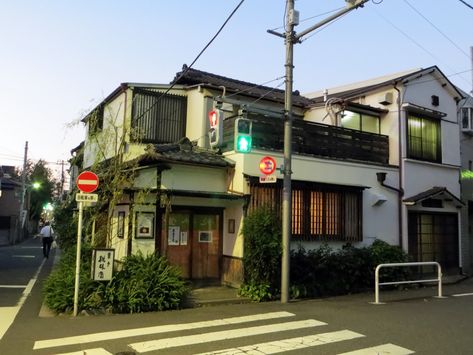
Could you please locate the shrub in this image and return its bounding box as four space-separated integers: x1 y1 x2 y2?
290 240 410 299
103 253 189 313
43 243 99 313
43 249 189 314
239 206 281 301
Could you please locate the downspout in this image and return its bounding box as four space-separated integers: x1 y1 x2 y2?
393 82 404 249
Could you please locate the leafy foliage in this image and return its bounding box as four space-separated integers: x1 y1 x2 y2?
239 207 281 301
27 160 56 223
43 250 189 314
102 253 189 313
290 240 410 299
52 195 78 251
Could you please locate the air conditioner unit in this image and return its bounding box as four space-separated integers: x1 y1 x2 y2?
378 92 393 105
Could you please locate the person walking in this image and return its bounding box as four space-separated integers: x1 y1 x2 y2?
39 221 54 258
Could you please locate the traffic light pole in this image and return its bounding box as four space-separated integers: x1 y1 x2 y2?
273 0 369 304
281 0 295 304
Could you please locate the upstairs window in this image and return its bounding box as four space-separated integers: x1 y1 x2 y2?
132 89 187 144
461 107 473 130
341 110 380 134
88 105 104 135
407 113 441 163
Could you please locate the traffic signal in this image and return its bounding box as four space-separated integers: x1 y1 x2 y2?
208 109 223 148
234 117 252 153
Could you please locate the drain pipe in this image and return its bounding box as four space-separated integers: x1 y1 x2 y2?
376 171 404 249
393 82 404 250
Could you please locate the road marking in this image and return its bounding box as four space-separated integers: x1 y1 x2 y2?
0 258 45 340
338 343 415 354
129 319 327 353
0 285 27 289
12 255 36 258
55 348 113 355
197 330 364 354
452 292 473 297
33 311 295 350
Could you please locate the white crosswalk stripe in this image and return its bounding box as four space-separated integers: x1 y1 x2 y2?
196 330 365 355
337 343 415 354
32 311 415 354
33 311 294 350
129 319 327 353
55 348 113 355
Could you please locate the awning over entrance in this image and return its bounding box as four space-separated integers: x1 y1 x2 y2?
403 186 464 208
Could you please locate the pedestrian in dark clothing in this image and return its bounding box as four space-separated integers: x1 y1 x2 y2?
39 221 54 258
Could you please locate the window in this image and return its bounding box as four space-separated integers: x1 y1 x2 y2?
407 113 441 163
461 107 473 130
341 110 380 134
132 89 187 143
88 105 104 135
249 180 362 242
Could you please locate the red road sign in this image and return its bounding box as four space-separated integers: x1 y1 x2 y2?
259 156 277 175
76 171 99 193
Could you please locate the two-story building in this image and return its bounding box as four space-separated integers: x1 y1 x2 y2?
78 64 467 287
305 65 466 274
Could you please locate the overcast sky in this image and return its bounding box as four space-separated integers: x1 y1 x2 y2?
1 0 472 179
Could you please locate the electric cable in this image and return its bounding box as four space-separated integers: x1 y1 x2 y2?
372 7 471 87
403 0 470 58
458 0 473 10
133 0 246 123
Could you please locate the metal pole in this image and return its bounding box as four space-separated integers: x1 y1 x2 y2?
18 141 28 243
73 200 83 317
281 0 295 304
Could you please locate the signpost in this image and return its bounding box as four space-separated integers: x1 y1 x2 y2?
74 171 99 316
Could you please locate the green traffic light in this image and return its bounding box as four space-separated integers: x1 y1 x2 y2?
236 135 252 153
32 182 41 189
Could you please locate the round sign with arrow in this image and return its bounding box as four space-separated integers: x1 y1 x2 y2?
259 156 277 175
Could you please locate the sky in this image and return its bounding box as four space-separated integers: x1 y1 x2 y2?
1 0 472 182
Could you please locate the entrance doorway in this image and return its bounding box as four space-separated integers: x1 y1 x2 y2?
165 210 221 280
408 212 459 273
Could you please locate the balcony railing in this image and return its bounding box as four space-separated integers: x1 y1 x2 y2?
222 115 389 165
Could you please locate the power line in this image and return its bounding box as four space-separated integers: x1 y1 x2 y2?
403 0 470 58
134 0 246 123
271 6 346 32
372 7 471 87
458 0 473 10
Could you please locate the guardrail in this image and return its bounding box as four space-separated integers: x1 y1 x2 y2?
373 261 444 304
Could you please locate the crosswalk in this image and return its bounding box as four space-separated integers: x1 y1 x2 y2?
33 311 414 355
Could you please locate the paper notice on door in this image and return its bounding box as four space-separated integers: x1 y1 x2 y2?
168 226 180 245
180 231 188 245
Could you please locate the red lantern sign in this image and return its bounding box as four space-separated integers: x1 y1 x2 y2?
259 156 277 175
76 171 99 193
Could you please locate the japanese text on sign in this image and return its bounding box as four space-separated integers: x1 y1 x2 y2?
92 249 114 281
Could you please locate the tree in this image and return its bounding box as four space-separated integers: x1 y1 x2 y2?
27 160 56 223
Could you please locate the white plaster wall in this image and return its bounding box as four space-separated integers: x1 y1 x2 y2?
131 204 156 256
403 160 460 198
222 202 244 258
110 205 129 261
226 149 400 249
83 92 127 168
161 165 228 193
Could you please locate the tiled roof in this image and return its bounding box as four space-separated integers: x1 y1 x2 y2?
138 138 235 168
308 66 463 104
171 65 313 108
403 186 463 206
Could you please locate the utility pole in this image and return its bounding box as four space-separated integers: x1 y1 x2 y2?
18 141 28 242
269 0 369 303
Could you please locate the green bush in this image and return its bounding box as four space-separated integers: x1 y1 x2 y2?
103 253 189 313
290 240 410 299
43 244 99 313
43 249 189 314
239 207 282 301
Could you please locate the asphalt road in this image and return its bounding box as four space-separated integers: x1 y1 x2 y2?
1 239 473 354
